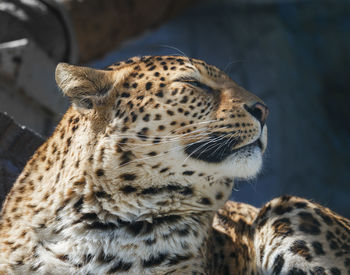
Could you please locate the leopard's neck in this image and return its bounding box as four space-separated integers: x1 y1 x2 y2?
41 194 215 274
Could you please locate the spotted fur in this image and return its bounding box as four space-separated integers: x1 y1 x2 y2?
0 56 347 274
215 197 350 274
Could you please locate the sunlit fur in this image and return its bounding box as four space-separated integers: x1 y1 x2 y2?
0 56 270 274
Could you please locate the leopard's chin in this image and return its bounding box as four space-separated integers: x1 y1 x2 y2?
221 143 263 180
221 125 267 179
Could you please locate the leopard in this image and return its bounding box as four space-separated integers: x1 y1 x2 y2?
0 55 348 274
215 196 350 274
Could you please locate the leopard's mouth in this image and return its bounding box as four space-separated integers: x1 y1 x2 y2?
184 134 263 163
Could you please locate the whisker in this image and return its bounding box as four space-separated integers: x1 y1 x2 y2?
223 59 246 74
115 125 231 150
113 143 187 169
158 45 188 58
197 132 232 159
183 135 227 163
115 129 211 147
115 125 237 150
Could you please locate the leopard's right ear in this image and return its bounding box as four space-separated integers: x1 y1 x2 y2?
55 63 129 110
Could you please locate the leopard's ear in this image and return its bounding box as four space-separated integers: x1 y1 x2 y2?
55 63 115 110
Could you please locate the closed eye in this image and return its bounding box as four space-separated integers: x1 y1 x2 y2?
176 78 214 92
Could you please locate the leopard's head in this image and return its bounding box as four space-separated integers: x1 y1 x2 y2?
55 56 268 213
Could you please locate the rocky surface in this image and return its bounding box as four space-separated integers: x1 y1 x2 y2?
0 113 43 205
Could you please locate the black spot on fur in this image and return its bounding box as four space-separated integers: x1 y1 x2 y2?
95 191 109 198
167 254 192 266
137 128 148 141
290 240 312 261
167 110 174 116
120 173 137 181
108 260 133 273
287 268 307 275
160 167 169 173
198 197 212 205
215 192 223 200
143 114 150 122
145 82 152 90
274 205 293 215
272 254 285 274
180 186 193 196
183 171 195 176
120 185 137 194
98 252 114 263
154 215 181 225
155 91 164 97
298 211 321 235
272 218 294 237
312 266 326 275
83 254 93 264
180 96 188 103
165 185 182 192
176 226 191 236
141 187 158 195
73 197 84 212
81 213 98 221
144 238 157 246
142 253 168 268
294 202 307 208
127 221 144 236
131 112 138 122
95 169 104 177
152 137 161 144
312 241 325 255
330 267 341 275
121 92 130 98
314 208 333 226
119 150 133 166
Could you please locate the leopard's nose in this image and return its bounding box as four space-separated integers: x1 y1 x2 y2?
244 102 269 126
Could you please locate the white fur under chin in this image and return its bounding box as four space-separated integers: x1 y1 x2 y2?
220 146 263 179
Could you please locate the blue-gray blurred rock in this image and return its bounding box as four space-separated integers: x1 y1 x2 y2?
92 0 350 217
0 113 44 205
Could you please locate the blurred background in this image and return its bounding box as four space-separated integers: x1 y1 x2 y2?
0 0 349 217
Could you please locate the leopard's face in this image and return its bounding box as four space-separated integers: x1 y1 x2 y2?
56 56 268 209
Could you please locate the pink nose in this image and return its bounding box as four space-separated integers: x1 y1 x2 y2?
244 102 269 126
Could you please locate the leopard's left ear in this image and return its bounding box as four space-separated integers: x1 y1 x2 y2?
55 63 115 109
